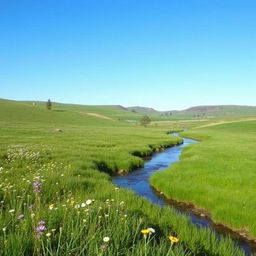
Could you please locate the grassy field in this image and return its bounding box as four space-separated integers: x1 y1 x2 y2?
151 119 256 239
0 99 247 255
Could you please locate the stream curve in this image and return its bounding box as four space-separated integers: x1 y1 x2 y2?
112 135 253 255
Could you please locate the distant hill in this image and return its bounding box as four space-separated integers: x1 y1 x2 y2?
1 99 256 122
127 106 163 115
127 104 256 119
177 105 256 119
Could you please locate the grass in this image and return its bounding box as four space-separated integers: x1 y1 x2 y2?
0 99 247 255
151 119 256 238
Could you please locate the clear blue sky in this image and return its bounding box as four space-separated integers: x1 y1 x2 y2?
0 0 255 110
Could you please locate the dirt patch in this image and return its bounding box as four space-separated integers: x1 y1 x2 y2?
196 117 256 128
86 112 114 120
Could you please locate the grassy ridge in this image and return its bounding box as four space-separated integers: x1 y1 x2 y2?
151 120 256 238
0 100 246 255
127 105 256 120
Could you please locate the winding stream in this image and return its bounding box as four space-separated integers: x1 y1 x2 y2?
112 134 253 255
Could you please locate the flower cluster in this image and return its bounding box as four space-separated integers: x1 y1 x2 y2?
141 228 179 245
33 181 41 193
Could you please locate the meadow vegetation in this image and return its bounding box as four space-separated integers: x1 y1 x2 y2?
151 120 256 239
0 99 247 255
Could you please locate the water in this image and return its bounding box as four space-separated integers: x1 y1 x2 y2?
112 135 253 255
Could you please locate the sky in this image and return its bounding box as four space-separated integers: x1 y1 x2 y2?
0 0 255 110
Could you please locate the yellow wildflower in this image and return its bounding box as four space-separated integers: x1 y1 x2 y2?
49 204 54 210
169 235 179 243
141 229 150 235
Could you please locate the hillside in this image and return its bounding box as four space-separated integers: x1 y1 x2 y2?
128 105 256 119
0 99 132 127
1 99 256 123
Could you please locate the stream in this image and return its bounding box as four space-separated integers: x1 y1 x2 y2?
112 134 253 255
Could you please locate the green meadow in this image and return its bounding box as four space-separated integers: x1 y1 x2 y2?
0 99 249 255
151 119 256 238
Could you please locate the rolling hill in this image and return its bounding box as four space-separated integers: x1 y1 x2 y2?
128 105 256 119
1 99 256 123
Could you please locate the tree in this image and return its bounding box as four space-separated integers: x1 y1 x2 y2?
140 115 151 127
46 99 52 110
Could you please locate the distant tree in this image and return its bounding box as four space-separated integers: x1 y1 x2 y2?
140 115 151 127
46 99 52 110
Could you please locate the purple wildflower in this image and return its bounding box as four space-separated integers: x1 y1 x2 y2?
17 214 24 220
35 220 47 236
39 220 46 225
36 225 47 233
33 181 41 193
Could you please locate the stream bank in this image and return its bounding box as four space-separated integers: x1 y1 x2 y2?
112 135 254 255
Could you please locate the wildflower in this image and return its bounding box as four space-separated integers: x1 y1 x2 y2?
39 220 46 225
169 235 179 243
148 228 156 233
2 227 6 232
81 203 86 208
33 181 41 193
36 225 46 233
36 221 47 236
86 199 92 205
9 209 15 213
51 229 56 232
17 214 25 220
46 232 51 237
49 204 54 210
31 213 35 218
141 228 155 236
103 236 110 243
115 187 119 190
141 229 150 235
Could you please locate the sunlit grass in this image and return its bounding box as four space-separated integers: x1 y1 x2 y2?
151 120 256 238
0 99 246 255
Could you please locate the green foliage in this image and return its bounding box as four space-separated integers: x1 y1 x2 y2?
140 115 151 127
46 99 52 110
